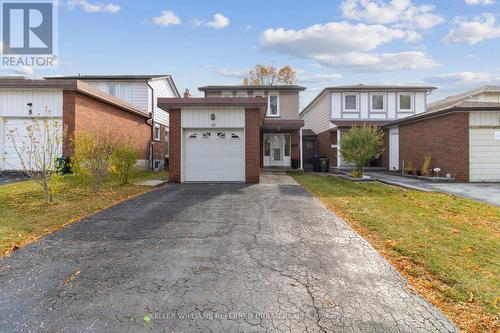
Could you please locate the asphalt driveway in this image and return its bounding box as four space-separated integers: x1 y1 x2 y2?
0 174 457 332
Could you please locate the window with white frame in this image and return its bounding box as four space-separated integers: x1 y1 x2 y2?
344 94 357 111
371 93 384 111
154 124 161 141
107 83 117 97
399 93 413 111
268 94 279 116
221 91 233 98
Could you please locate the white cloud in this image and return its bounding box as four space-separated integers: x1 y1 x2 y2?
465 0 495 5
215 68 248 78
340 0 444 30
423 71 496 85
150 10 181 26
260 22 438 72
15 66 34 75
298 72 343 83
206 13 230 29
67 0 120 13
444 13 500 44
405 30 422 43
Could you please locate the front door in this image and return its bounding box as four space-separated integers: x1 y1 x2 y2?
271 135 284 167
303 137 316 170
263 133 291 167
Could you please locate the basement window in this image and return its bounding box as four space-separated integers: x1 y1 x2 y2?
153 160 161 170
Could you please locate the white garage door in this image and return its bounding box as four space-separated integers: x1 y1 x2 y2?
2 117 62 170
183 129 244 182
470 128 500 181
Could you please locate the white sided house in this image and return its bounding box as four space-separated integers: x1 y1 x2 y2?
300 85 435 170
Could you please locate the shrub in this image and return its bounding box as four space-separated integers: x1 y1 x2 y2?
110 140 139 184
421 154 432 176
72 132 116 191
7 110 66 203
404 160 417 175
339 125 384 177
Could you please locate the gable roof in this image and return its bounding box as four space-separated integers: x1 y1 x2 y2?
427 85 500 112
0 78 150 118
382 101 500 128
301 84 436 116
198 85 306 91
45 74 170 80
45 74 181 98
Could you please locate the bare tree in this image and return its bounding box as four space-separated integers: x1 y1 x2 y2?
7 109 65 203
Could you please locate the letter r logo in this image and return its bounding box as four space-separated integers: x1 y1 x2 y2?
2 2 53 54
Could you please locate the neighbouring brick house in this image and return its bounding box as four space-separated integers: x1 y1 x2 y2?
0 78 154 170
382 102 500 182
45 75 180 170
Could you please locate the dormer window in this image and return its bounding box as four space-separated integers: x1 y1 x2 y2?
345 94 357 111
268 94 279 117
371 93 384 111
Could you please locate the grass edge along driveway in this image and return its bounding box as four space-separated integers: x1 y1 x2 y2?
291 172 499 333
0 171 167 256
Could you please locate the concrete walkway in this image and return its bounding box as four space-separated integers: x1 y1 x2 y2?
0 173 457 332
365 172 500 206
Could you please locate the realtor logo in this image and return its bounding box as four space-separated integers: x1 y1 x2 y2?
1 0 58 68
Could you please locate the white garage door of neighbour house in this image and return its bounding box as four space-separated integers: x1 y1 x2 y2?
183 129 245 182
2 118 62 170
469 128 500 181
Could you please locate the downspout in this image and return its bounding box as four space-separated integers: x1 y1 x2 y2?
299 127 303 170
147 80 155 171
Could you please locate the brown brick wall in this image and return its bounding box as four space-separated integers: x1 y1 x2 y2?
62 91 76 156
168 109 182 183
62 91 151 160
398 112 469 181
245 108 261 183
316 130 337 167
152 123 167 164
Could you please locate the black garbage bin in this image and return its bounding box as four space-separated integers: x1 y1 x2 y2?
312 155 319 172
319 158 329 172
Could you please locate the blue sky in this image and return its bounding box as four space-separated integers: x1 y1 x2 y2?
3 0 500 105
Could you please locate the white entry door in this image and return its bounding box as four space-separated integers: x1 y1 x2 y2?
263 133 291 167
389 127 399 171
183 129 245 182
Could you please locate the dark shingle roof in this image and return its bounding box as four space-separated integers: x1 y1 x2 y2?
198 85 306 91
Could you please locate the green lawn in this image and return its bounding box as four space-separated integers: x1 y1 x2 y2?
291 172 499 333
0 171 167 256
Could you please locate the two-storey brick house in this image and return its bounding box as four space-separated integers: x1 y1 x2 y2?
199 85 306 169
157 85 306 183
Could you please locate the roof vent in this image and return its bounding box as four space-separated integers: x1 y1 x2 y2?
184 89 191 98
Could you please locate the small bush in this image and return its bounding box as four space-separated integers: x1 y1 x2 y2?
404 161 417 175
421 154 432 176
339 125 384 177
110 140 139 184
72 132 116 191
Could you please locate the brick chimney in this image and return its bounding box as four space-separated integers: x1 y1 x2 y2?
183 89 191 98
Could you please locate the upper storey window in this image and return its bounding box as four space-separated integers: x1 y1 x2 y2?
371 94 384 111
268 94 279 117
107 83 117 97
345 94 357 111
399 93 413 111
